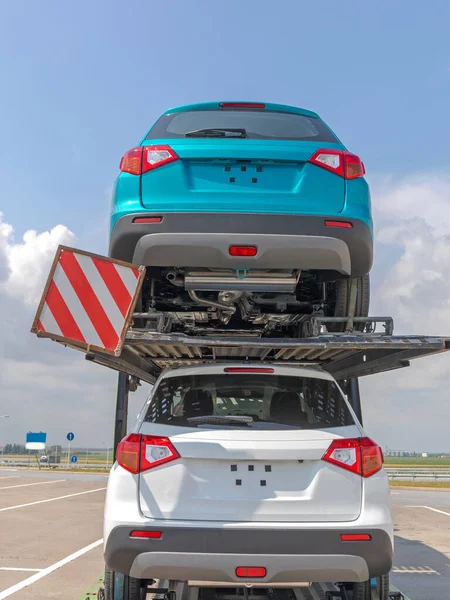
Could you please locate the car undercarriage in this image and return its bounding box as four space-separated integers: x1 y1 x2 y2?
134 268 370 337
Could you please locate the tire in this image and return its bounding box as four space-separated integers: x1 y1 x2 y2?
353 574 390 600
327 274 370 332
104 567 147 600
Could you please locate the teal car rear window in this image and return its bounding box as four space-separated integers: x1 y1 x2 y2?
146 110 338 142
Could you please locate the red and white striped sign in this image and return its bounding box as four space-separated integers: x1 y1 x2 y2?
32 246 145 356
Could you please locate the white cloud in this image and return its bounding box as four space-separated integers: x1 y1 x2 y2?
0 212 76 305
370 174 450 338
360 173 450 450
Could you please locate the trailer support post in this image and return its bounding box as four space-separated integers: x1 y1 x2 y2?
348 378 363 426
113 372 129 456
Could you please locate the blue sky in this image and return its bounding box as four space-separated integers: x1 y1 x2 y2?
2 0 450 249
2 1 450 449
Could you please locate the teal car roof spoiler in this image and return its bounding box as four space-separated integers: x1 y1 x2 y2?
162 102 320 119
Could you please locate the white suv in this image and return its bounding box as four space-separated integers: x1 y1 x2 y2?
104 364 393 600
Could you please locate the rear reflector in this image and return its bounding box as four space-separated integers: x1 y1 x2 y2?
325 220 353 229
341 534 371 542
229 245 257 257
130 530 162 539
224 367 274 373
236 567 267 578
220 102 266 109
132 217 162 224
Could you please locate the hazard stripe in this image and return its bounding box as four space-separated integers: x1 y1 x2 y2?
53 264 104 348
75 254 127 332
91 257 132 318
45 281 86 342
59 251 119 351
116 263 141 297
38 304 63 337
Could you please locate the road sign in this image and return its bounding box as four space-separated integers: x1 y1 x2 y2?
67 432 75 441
31 246 145 356
25 431 46 450
71 455 78 463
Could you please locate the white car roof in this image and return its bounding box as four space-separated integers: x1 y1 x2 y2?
158 363 335 382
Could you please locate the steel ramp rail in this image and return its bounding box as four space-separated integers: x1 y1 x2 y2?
82 330 450 385
141 582 410 600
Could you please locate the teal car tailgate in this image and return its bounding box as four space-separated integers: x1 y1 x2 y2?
140 139 346 214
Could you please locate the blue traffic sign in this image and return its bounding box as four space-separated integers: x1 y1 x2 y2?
67 432 75 441
71 455 78 463
26 432 47 444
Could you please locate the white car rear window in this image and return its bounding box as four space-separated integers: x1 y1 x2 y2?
144 374 354 430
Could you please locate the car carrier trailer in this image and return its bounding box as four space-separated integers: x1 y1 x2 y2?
32 247 449 600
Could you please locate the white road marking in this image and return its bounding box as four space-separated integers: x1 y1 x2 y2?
406 504 450 517
0 477 20 481
0 487 106 512
0 568 43 572
0 479 66 490
393 565 439 574
422 505 450 517
391 492 400 495
0 539 103 598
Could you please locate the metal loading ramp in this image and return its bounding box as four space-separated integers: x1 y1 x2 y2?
140 581 409 600
83 329 450 385
30 247 450 384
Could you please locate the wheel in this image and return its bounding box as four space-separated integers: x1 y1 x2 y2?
327 274 370 332
352 574 390 600
104 567 147 600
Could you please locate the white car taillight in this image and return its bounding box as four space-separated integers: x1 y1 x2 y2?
322 437 383 478
116 433 180 474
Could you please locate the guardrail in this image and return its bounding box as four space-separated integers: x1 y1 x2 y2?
0 460 111 470
2 461 450 479
385 469 450 482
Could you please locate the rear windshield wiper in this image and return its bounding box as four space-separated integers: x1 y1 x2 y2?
185 128 247 138
186 415 254 426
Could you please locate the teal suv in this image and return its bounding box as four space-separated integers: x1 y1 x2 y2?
109 102 372 336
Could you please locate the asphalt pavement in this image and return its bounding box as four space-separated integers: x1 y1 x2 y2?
0 470 449 600
0 469 106 599
390 488 450 599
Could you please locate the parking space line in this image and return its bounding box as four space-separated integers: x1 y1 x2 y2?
0 568 43 572
0 487 106 512
0 539 103 599
0 477 19 481
422 505 450 517
0 479 66 490
406 504 450 517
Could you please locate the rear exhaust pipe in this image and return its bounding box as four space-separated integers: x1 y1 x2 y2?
166 271 184 287
188 290 236 314
185 272 298 293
